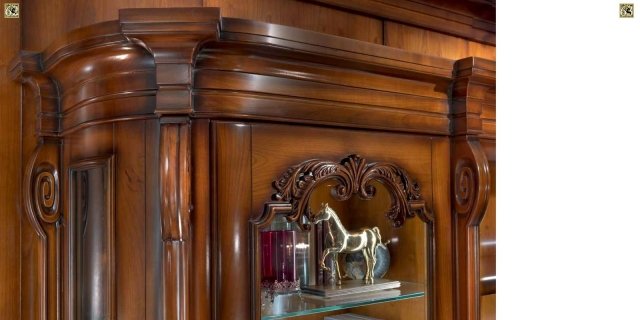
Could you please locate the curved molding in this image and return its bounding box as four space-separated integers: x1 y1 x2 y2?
9 52 60 137
257 154 432 230
10 8 470 136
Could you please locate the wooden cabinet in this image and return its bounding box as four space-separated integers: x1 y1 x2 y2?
10 7 495 320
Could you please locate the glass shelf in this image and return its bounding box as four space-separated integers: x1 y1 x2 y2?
261 281 425 319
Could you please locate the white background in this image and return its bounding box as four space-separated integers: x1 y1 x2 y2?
499 0 640 318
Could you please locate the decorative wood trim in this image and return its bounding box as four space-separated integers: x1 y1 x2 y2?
120 8 221 115
9 51 60 137
159 118 192 320
452 136 490 320
218 17 454 81
258 154 433 229
66 156 116 320
452 57 496 137
306 0 495 45
22 137 62 320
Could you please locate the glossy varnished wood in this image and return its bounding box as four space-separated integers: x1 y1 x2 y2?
191 119 212 319
0 1 22 317
9 6 497 320
479 139 496 297
307 0 494 45
21 0 204 52
204 0 383 44
144 120 162 320
384 21 496 61
216 122 252 320
159 119 192 320
432 137 455 319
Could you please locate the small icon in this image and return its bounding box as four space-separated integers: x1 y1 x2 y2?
4 3 19 18
620 3 634 17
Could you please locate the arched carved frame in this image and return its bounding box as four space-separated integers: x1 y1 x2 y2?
250 154 436 320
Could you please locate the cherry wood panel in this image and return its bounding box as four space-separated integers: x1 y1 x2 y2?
113 121 147 319
216 122 252 320
384 21 496 61
481 294 496 320
196 52 449 99
431 137 455 319
21 0 204 51
191 119 212 319
0 1 22 317
308 0 495 45
204 0 383 44
144 120 162 320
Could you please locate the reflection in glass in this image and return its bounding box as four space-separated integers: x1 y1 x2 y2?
260 215 311 295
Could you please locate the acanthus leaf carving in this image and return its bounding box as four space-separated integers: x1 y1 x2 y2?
267 154 432 229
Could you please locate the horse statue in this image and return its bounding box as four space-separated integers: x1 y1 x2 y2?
310 203 383 285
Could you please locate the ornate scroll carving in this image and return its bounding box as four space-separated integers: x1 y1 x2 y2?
22 138 62 320
452 136 490 320
159 118 192 320
260 154 432 229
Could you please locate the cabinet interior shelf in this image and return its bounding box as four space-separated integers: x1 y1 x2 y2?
261 281 425 319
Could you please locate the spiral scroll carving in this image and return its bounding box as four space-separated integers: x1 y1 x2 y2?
454 159 476 216
271 154 429 228
33 163 61 224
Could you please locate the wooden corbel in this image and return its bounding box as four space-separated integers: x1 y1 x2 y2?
10 52 62 320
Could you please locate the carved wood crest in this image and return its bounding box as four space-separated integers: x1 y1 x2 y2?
257 154 433 229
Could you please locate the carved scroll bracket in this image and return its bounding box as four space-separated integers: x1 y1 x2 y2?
24 138 63 237
256 154 433 230
452 135 491 320
22 137 62 320
453 137 490 226
120 8 221 115
9 51 60 137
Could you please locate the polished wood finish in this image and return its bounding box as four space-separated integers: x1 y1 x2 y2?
9 6 496 320
385 21 496 61
159 119 192 319
479 140 496 297
309 0 495 45
21 0 203 52
67 156 115 320
216 122 252 320
0 7 22 317
205 0 383 44
450 56 495 320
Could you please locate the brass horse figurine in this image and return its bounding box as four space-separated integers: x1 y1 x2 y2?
310 203 383 284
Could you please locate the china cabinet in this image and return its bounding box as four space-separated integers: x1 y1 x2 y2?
10 7 495 320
